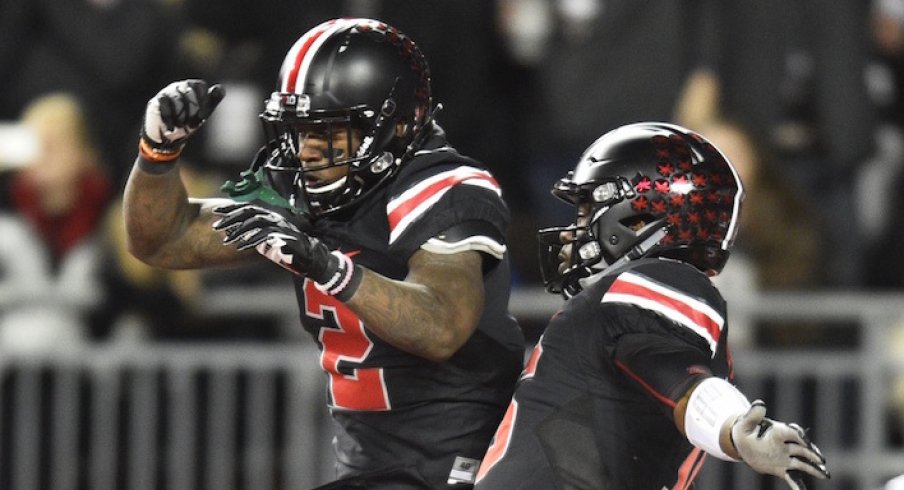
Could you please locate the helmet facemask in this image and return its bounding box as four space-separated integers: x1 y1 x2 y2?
538 221 601 299
249 18 435 219
538 175 658 297
258 92 401 217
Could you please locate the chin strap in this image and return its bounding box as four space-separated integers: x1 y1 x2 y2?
565 227 669 299
608 227 668 270
400 103 442 161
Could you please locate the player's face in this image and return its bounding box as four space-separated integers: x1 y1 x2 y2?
297 126 363 188
557 203 593 273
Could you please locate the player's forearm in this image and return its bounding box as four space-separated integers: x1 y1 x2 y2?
123 159 192 264
123 158 246 269
346 266 483 363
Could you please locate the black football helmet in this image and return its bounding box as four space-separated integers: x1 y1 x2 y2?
255 18 433 217
538 122 745 297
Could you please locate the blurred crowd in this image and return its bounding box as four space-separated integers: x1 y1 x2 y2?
0 0 903 349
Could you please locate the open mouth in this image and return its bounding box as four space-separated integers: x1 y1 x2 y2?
304 174 329 188
305 175 347 194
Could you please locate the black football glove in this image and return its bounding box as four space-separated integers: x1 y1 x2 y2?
140 79 225 160
212 203 361 299
730 400 830 489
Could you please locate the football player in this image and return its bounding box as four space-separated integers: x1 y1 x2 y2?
124 18 525 489
474 122 830 489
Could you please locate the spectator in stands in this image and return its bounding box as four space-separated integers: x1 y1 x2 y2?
0 92 112 351
0 0 180 187
496 0 714 228
864 0 904 289
707 1 875 289
869 2 904 450
674 69 828 347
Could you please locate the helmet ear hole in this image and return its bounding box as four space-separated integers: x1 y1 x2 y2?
620 214 655 232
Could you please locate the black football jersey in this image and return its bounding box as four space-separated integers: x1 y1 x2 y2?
475 257 733 490
294 127 525 489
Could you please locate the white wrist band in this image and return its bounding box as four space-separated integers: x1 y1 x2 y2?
685 377 750 462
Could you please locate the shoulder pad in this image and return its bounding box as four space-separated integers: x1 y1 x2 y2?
421 220 506 260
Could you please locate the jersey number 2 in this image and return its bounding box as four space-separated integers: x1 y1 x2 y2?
304 280 390 411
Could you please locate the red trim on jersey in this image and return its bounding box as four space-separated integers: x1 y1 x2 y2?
387 171 498 232
475 400 517 483
285 21 334 93
520 341 543 381
672 448 706 490
726 344 736 381
614 359 677 409
608 276 722 345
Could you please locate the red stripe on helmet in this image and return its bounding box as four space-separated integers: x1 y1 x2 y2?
285 21 337 94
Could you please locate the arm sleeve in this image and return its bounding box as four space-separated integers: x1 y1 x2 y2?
604 304 715 416
387 168 510 259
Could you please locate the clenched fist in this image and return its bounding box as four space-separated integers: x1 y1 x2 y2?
140 79 225 161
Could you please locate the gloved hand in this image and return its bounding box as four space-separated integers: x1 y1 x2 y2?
140 79 225 161
212 203 361 299
730 400 830 489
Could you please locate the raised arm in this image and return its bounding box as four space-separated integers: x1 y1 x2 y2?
123 79 257 270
